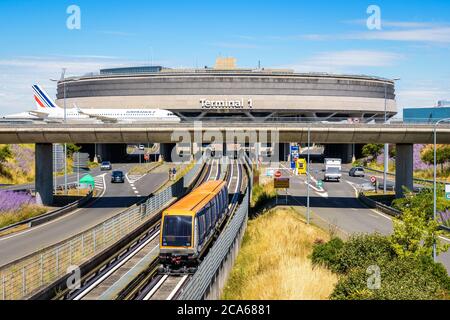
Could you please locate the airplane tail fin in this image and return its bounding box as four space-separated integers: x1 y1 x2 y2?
32 85 61 113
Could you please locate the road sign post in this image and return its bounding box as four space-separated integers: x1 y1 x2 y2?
370 176 377 193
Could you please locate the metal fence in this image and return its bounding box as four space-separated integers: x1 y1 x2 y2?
0 160 204 300
178 186 249 300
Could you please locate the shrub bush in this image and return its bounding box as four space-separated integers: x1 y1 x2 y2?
311 237 344 272
331 256 449 300
311 234 395 274
334 234 396 274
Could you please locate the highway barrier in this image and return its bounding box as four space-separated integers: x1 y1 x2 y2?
363 166 448 186
0 176 105 235
358 192 450 233
358 192 402 217
0 160 204 300
0 190 94 235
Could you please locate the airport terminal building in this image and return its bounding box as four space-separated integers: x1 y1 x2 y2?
56 58 397 122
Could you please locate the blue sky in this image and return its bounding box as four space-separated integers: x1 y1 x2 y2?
0 0 449 115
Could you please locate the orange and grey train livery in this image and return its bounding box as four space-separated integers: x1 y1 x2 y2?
159 180 229 271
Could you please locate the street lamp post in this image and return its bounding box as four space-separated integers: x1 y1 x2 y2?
51 68 68 195
306 125 311 224
433 117 450 261
383 78 400 194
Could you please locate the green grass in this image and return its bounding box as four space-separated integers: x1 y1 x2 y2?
222 207 337 300
128 162 161 175
250 180 277 214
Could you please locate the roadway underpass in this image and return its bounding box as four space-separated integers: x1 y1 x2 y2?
0 162 171 266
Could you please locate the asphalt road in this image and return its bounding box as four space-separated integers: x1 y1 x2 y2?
0 162 169 266
0 166 104 191
278 162 450 273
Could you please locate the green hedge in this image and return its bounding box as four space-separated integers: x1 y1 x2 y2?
311 234 450 300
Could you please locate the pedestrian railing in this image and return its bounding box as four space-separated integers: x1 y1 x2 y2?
0 159 204 300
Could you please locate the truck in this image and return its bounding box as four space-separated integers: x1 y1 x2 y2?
324 158 342 182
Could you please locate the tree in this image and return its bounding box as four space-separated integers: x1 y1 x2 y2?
421 144 450 172
66 144 81 157
0 145 12 163
390 187 449 258
392 187 449 220
362 144 384 159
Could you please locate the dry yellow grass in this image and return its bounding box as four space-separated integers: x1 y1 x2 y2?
222 207 338 300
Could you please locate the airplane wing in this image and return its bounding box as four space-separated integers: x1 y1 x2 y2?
81 113 118 123
29 110 50 118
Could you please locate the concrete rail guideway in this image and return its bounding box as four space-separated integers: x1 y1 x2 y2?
0 122 450 144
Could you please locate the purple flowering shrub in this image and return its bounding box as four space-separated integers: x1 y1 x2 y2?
0 190 35 213
11 144 34 175
438 210 450 227
413 144 432 171
0 190 47 228
0 144 35 184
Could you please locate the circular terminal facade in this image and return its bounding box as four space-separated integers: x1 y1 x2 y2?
57 66 396 121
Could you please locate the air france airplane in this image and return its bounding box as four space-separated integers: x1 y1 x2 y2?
2 85 180 123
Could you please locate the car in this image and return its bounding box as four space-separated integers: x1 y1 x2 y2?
349 167 365 177
324 166 341 182
111 170 125 183
100 161 112 171
139 145 145 150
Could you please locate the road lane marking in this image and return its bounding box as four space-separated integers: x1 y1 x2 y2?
344 180 394 221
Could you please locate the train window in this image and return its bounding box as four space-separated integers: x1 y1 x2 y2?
221 188 227 208
198 210 206 244
221 189 226 208
162 215 192 247
205 205 212 231
210 199 215 224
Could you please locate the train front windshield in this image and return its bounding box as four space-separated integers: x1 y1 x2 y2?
162 215 192 247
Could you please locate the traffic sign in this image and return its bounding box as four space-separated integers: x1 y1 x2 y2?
290 161 296 169
274 170 282 178
317 180 323 188
446 185 450 200
274 177 290 189
370 176 377 184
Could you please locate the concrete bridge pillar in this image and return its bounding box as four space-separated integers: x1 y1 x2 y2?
395 143 414 198
35 143 53 206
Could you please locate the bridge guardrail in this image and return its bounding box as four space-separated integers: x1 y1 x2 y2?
0 159 204 300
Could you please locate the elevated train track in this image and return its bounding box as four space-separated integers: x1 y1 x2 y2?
130 159 244 301
60 157 234 300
